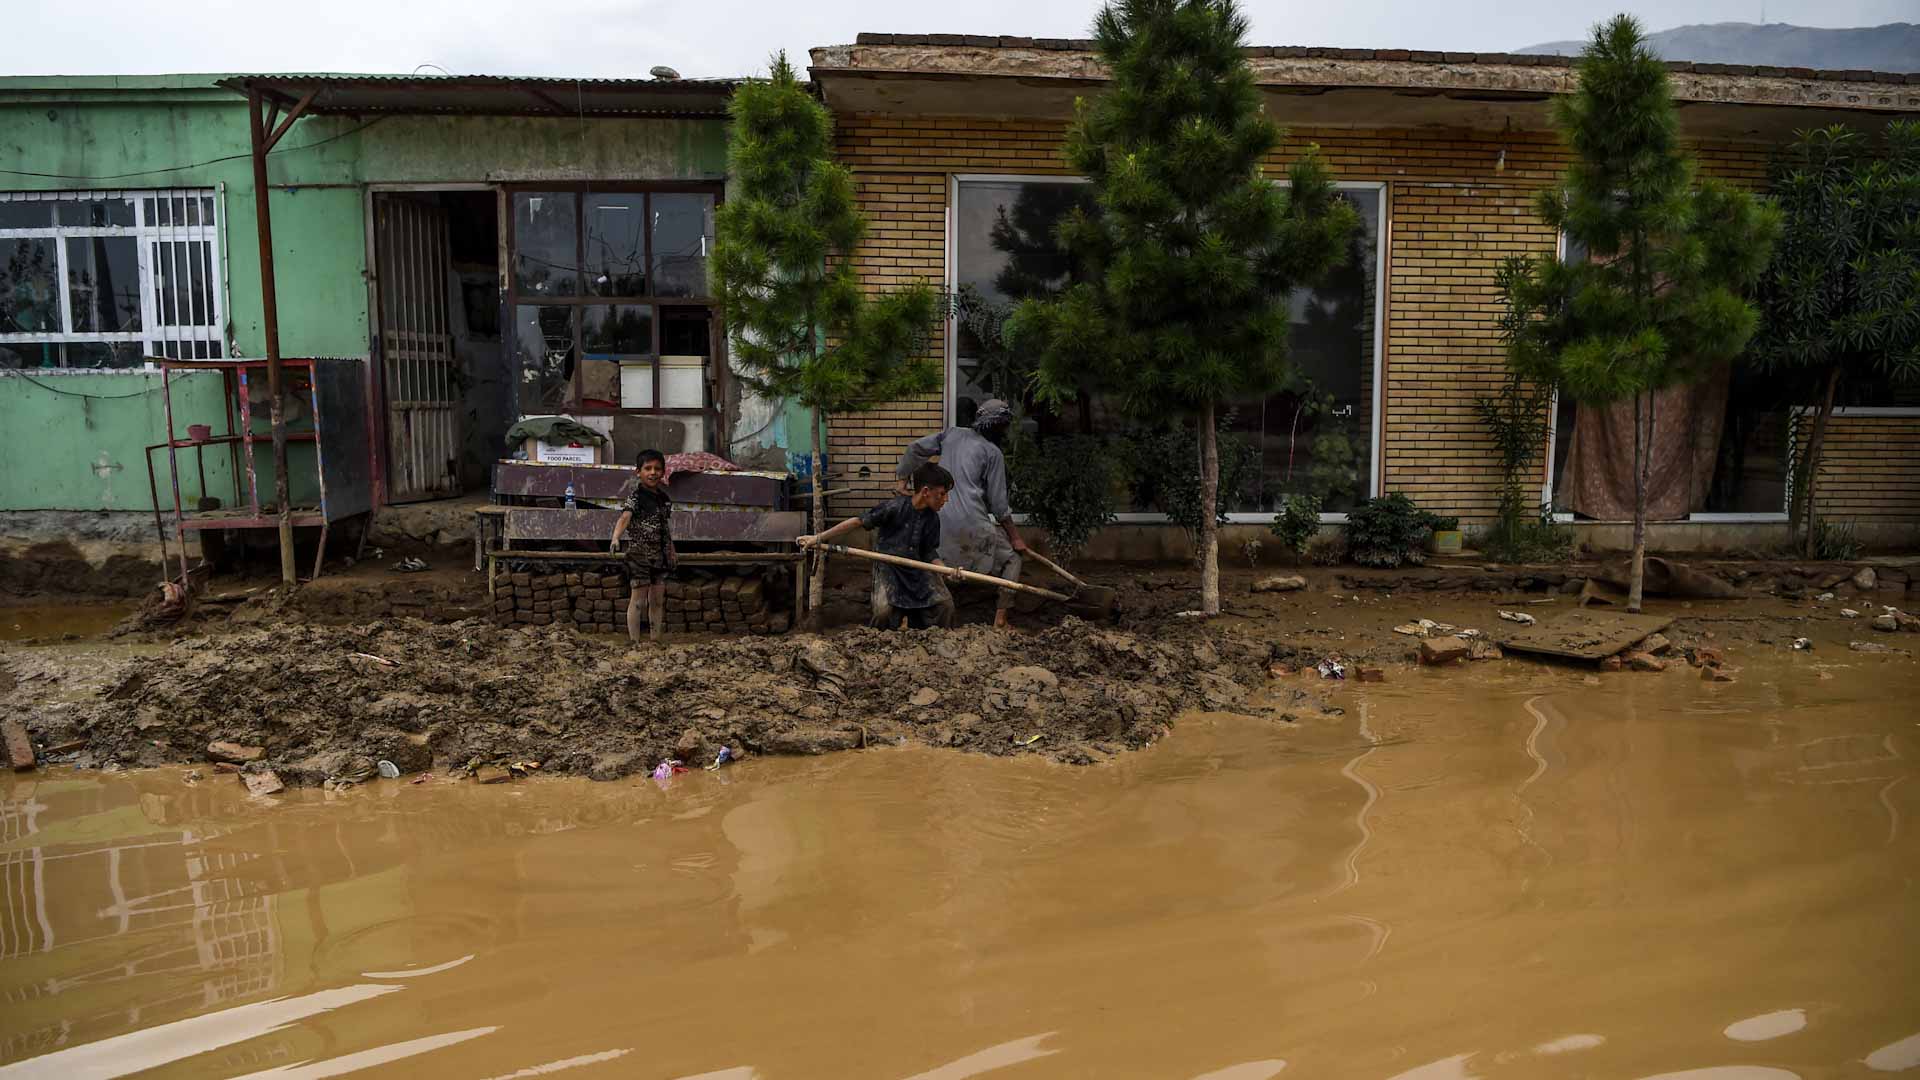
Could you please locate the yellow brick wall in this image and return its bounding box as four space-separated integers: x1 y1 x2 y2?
1811 414 1920 523
830 111 1773 522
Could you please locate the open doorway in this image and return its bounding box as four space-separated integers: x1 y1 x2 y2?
370 187 502 502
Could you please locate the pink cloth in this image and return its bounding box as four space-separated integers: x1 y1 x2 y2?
663 451 740 481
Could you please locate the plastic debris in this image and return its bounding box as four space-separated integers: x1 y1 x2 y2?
1792 638 1813 651
1816 592 1836 601
704 747 733 771
1013 733 1042 746
1393 623 1426 637
1498 610 1537 626
1316 656 1347 680
390 556 428 574
652 759 688 780
1841 609 1861 618
376 759 401 779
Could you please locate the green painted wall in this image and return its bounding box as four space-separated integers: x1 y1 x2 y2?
0 371 233 511
1 75 736 511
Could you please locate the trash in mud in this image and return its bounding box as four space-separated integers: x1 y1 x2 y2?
652 760 688 779
1818 593 1837 602
1793 638 1814 650
390 557 429 574
1842 609 1861 618
1316 657 1347 680
1393 623 1424 637
704 747 733 770
1498 610 1537 626
377 759 402 779
1014 733 1042 746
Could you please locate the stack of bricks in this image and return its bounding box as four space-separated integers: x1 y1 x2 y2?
663 574 789 636
493 571 628 630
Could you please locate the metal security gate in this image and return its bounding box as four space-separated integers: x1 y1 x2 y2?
373 193 460 502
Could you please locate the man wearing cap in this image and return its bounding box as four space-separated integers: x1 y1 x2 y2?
896 398 1029 630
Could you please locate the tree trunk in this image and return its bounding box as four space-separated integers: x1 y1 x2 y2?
1799 366 1840 559
808 409 827 622
1199 402 1221 616
1627 390 1650 614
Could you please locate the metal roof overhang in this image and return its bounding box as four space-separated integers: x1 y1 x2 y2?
216 74 737 120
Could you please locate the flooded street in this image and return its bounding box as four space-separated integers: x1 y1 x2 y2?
3 656 1919 1079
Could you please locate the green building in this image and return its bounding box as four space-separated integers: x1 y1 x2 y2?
0 73 809 525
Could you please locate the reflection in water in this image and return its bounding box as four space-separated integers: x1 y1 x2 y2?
2 658 1918 1079
478 1048 632 1079
1867 1031 1920 1072
0 984 402 1078
1533 1034 1606 1055
1384 1052 1480 1079
898 1034 1058 1080
229 1026 498 1079
1723 1008 1807 1042
1633 1070 1800 1079
1189 1060 1288 1080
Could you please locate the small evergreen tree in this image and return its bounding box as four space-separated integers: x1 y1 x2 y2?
1496 15 1779 611
1754 121 1920 556
713 53 942 615
1008 0 1358 615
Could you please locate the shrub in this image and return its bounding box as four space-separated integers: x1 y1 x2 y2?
1122 415 1260 553
1344 493 1439 568
1269 494 1323 565
1007 431 1118 563
1306 533 1348 566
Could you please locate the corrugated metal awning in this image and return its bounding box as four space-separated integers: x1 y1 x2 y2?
216 74 738 119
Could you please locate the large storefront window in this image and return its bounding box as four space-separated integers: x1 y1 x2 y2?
950 176 1383 515
507 185 717 434
0 189 224 368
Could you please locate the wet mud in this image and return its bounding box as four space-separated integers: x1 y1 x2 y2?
11 618 1294 784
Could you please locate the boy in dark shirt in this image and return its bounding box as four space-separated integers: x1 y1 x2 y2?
798 463 957 630
610 448 675 644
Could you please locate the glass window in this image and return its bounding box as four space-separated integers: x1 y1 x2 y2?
66 236 141 333
514 305 577 412
583 305 654 356
1 189 222 368
949 178 1382 515
1223 187 1382 514
651 193 713 298
511 192 579 298
56 198 134 228
0 202 52 229
1 238 60 334
585 194 647 296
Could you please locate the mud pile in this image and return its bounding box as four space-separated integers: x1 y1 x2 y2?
34 618 1280 783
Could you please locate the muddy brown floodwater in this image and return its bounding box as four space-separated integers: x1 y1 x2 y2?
4 653 1920 1079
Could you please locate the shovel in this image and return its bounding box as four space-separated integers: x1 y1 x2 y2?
1022 548 1120 612
815 544 1116 619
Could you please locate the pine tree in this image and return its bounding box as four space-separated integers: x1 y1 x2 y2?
1007 0 1359 615
1754 121 1920 557
1496 15 1779 611
712 53 942 616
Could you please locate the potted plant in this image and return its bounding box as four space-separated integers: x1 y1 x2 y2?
1429 515 1463 555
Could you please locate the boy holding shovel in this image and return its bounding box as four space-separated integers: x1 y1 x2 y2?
798 463 958 630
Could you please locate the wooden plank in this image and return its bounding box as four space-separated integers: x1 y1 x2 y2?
4 719 34 772
1497 610 1674 662
502 508 806 544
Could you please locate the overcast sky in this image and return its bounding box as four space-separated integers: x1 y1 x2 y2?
5 0 1914 80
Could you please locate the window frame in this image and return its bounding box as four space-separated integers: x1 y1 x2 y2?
0 187 227 370
502 181 722 420
944 173 1388 524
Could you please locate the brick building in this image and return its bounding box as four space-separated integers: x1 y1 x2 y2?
808 37 1920 552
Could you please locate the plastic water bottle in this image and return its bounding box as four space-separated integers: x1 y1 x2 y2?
564 483 576 510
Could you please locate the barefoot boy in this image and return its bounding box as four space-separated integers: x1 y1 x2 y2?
611 449 675 643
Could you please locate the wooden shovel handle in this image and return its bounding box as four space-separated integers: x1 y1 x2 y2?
1021 548 1087 590
818 544 1071 603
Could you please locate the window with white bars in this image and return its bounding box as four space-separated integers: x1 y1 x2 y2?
0 188 225 369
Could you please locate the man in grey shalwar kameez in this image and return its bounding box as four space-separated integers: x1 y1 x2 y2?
896 398 1029 629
